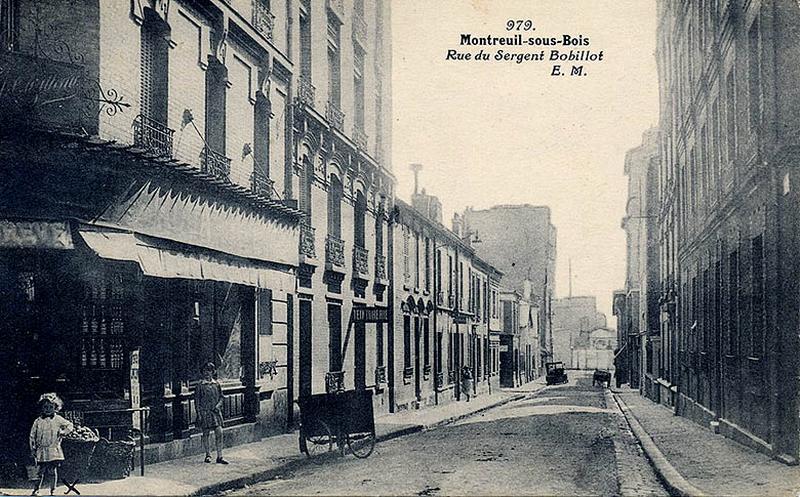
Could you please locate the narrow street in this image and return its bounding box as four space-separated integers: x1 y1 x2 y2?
231 373 666 496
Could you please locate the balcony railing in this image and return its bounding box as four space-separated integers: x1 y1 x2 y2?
252 0 275 40
423 364 431 379
351 11 367 47
250 170 274 198
132 114 174 157
374 366 387 385
353 125 368 150
297 76 315 107
200 147 232 182
300 223 316 259
448 294 456 309
403 366 414 382
325 371 345 394
447 370 456 384
352 245 369 276
325 235 345 268
437 291 445 306
374 254 386 281
326 101 345 131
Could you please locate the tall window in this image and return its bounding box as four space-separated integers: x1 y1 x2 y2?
140 13 169 125
299 7 311 79
328 304 342 371
376 323 384 367
424 239 431 292
354 191 366 248
300 155 313 216
402 228 410 283
423 318 430 369
375 206 383 257
354 47 365 130
327 16 341 106
328 174 342 238
403 315 411 370
751 235 764 357
414 233 420 288
748 17 761 129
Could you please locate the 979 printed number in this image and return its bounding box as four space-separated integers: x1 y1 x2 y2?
506 19 534 31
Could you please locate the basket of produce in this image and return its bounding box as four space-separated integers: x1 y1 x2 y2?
60 427 99 483
88 436 136 480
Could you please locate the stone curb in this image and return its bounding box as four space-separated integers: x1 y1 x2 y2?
190 392 531 496
610 391 707 497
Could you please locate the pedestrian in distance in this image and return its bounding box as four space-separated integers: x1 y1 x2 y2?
196 362 228 464
29 393 73 496
461 366 473 402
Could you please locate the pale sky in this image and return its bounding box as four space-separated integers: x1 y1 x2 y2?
391 0 659 320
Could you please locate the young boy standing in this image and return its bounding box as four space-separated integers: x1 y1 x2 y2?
30 393 73 495
196 362 228 464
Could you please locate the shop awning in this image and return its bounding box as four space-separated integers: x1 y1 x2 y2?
0 220 74 249
79 229 287 288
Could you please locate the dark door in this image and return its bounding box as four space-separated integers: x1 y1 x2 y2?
354 320 366 390
299 299 312 398
414 317 421 400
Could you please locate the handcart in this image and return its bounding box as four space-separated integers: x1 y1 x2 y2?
297 389 376 462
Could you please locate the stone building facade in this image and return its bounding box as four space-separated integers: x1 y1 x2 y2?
654 0 800 463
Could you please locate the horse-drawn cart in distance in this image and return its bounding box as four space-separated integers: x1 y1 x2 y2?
545 362 569 386
297 389 376 462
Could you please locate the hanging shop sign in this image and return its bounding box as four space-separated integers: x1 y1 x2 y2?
352 306 389 324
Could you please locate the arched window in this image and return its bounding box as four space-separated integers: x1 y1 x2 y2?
328 173 342 238
354 190 366 248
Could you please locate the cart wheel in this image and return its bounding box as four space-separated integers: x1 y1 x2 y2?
304 420 334 463
347 431 376 459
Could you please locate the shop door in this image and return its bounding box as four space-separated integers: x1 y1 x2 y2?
299 299 312 397
354 321 366 390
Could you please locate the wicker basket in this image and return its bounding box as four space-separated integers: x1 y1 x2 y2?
60 439 97 483
88 438 135 480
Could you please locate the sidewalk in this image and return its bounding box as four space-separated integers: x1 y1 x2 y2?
614 388 800 497
1 382 545 497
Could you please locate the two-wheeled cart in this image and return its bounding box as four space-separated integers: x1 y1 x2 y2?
297 389 376 462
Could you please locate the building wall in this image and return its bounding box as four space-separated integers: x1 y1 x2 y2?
655 0 800 461
462 205 557 368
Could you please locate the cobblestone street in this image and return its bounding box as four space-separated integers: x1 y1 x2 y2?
231 373 665 496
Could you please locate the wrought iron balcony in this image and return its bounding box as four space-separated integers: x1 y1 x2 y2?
403 366 414 381
297 76 315 107
300 223 316 259
250 170 274 198
326 101 345 131
325 371 345 394
437 291 445 306
374 254 386 281
200 147 231 182
326 0 345 21
252 0 275 40
374 366 387 385
351 11 367 47
353 124 368 150
423 364 431 379
132 114 174 157
447 369 456 384
325 235 345 268
448 293 456 308
352 245 369 276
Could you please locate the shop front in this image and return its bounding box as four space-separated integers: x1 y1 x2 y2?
0 132 301 478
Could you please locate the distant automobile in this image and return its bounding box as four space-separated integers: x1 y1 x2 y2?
592 369 611 388
545 362 568 385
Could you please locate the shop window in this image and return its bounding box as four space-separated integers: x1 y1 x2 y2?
328 303 342 371
257 288 274 379
79 273 126 372
189 281 244 382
